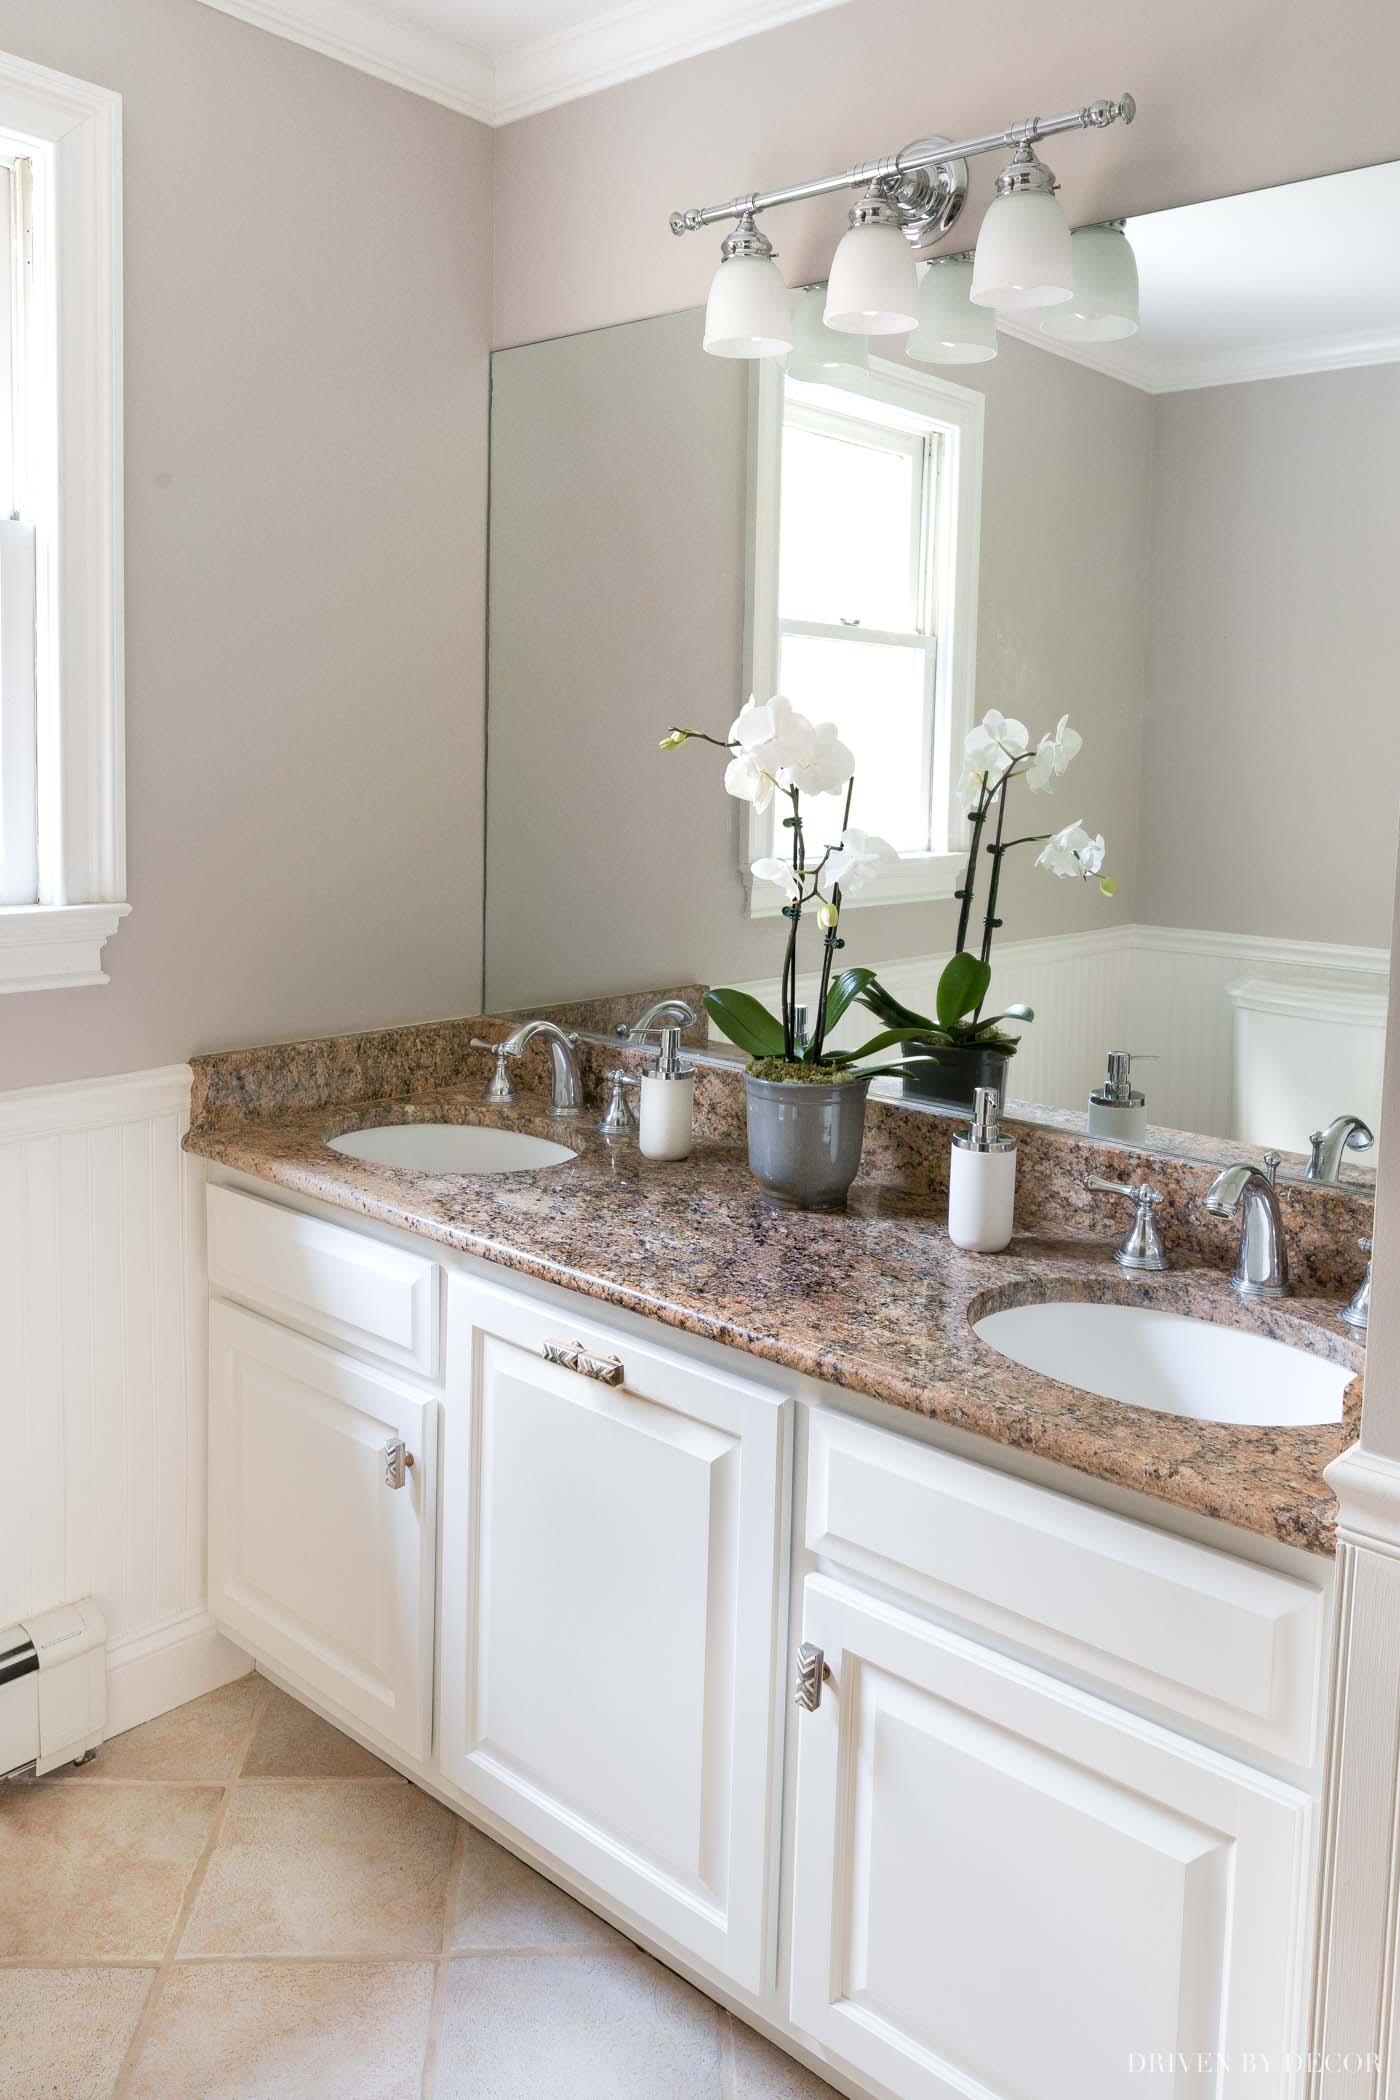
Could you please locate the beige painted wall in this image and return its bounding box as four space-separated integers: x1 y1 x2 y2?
0 0 492 1091
485 316 1151 1010
492 0 1400 351
1139 364 1400 948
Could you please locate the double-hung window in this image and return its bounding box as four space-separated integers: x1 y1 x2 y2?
0 50 124 993
745 360 982 913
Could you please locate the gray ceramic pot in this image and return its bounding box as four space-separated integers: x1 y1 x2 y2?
744 1071 872 1212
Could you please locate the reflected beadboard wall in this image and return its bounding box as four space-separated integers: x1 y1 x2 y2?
0 1066 247 1735
729 924 1390 1139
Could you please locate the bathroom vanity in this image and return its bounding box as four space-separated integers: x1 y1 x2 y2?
187 1024 1359 2100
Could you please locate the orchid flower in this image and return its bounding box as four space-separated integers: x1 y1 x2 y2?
824 828 898 898
958 710 1030 811
722 693 816 812
1025 713 1083 793
781 719 855 800
749 855 803 902
1036 821 1106 881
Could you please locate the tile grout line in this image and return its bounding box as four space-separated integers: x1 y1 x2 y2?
720 2010 738 2100
420 1817 467 2100
109 1676 271 2098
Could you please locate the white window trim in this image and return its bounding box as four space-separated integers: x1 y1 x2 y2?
742 355 983 919
0 49 125 992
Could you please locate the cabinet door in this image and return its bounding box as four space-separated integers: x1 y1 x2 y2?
790 1575 1311 2100
209 1301 437 1758
440 1275 789 1992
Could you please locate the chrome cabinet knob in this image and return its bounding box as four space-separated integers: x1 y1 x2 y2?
382 1437 414 1490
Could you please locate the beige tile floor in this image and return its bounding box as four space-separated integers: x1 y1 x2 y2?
0 1673 841 2099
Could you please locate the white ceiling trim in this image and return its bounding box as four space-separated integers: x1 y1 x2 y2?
996 315 1400 395
493 0 849 125
195 0 495 119
194 0 849 124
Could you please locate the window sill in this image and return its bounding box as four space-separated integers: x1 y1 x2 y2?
0 902 130 993
744 853 963 919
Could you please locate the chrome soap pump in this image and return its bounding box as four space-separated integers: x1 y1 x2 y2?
1088 1050 1157 1143
948 1086 1017 1253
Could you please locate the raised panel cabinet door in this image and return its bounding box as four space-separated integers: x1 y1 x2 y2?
208 1301 437 1758
439 1275 790 1993
789 1575 1312 2100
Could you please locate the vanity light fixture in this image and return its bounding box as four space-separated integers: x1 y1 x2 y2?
823 184 921 334
702 209 794 358
907 253 998 364
673 94 1135 360
1039 219 1140 341
787 284 870 380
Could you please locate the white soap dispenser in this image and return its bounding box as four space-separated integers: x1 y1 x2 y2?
638 1025 695 1162
948 1086 1017 1253
1088 1050 1157 1143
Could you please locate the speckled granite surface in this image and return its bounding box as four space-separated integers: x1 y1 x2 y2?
187 1017 1370 1556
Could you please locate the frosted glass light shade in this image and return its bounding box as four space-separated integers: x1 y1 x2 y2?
1040 223 1140 342
969 189 1073 312
703 252 793 358
823 221 919 336
787 285 870 380
907 257 997 365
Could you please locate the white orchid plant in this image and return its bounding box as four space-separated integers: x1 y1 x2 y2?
660 696 930 1078
859 708 1116 1055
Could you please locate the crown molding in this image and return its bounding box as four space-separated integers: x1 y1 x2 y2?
195 0 848 124
193 0 495 121
999 311 1400 395
493 0 848 124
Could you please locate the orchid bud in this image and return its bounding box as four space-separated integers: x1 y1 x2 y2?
1099 875 1118 898
818 900 839 929
658 730 688 751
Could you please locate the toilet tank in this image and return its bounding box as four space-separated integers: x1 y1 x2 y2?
1228 977 1387 1156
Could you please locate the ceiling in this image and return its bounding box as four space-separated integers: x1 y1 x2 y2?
1025 161 1400 393
194 0 850 124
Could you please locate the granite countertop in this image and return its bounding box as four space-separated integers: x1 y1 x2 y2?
185 1067 1362 1557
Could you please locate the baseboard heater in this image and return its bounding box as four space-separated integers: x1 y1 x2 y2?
0 1598 106 1779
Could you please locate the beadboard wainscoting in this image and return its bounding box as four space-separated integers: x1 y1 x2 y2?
0 1065 248 1735
724 924 1390 1140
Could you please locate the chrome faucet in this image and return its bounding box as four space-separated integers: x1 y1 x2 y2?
1082 1174 1168 1271
618 997 698 1044
1342 1236 1373 1335
472 1021 587 1118
1305 1113 1375 1184
1204 1153 1291 1298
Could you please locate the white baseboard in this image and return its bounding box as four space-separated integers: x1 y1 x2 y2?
104 1609 251 1738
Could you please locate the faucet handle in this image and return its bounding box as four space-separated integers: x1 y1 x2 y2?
470 1037 517 1103
1263 1152 1281 1187
1082 1174 1168 1271
598 1069 640 1137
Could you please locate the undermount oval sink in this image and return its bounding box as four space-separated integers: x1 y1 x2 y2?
327 1123 577 1174
973 1299 1350 1427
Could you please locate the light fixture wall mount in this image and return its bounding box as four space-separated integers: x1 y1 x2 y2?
669 95 1135 248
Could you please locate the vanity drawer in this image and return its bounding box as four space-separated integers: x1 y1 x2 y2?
207 1184 439 1378
804 1408 1326 1764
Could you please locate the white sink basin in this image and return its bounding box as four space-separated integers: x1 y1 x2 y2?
974 1299 1350 1426
327 1123 577 1174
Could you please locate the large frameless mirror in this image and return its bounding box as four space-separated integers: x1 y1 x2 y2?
483 161 1400 1184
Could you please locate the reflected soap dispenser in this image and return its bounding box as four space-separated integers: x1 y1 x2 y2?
1088 1051 1157 1143
948 1087 1017 1253
638 1025 695 1162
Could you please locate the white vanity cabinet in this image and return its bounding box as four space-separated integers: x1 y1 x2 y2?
788 1574 1309 2100
437 1272 791 1992
201 1178 1332 2100
207 1299 439 1758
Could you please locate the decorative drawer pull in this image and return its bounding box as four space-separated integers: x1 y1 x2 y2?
795 1642 830 1712
542 1339 625 1386
382 1437 415 1490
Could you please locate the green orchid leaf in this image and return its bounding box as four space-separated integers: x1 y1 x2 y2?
976 1004 1035 1029
857 978 933 1032
823 966 877 1037
703 987 786 1060
844 1027 944 1061
935 952 992 1030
